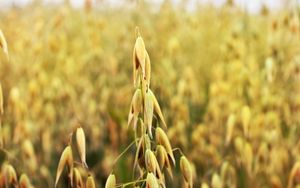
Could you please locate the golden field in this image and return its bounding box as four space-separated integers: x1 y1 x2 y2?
0 1 300 188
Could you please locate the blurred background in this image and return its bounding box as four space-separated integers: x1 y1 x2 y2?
0 0 300 187
0 0 291 13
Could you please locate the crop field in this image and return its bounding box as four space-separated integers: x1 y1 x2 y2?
0 0 300 188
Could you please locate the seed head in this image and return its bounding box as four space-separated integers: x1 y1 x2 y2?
146 172 159 188
2 163 17 186
86 175 96 188
155 127 175 165
128 89 142 129
19 173 32 188
149 89 167 129
133 36 146 86
76 127 88 168
144 91 154 138
156 145 167 169
55 145 73 187
105 174 116 188
180 156 193 188
145 149 157 173
73 168 83 188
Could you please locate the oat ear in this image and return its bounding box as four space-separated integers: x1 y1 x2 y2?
288 162 300 188
155 127 175 165
19 173 32 188
133 36 146 86
146 172 159 188
144 91 154 138
76 127 88 168
155 145 166 169
137 37 146 75
149 89 167 129
86 175 96 188
145 149 156 173
126 29 188 187
55 145 73 187
105 174 116 188
2 164 17 186
134 135 144 171
73 168 83 188
180 156 193 188
128 89 142 129
156 144 173 179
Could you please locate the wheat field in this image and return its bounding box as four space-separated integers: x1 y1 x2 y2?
0 1 300 188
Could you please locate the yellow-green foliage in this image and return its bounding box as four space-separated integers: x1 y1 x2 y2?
0 1 299 188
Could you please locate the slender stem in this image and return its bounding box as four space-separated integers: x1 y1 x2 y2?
73 160 89 170
115 179 146 188
132 135 144 180
172 147 184 156
137 171 146 180
140 180 146 188
67 132 73 145
112 138 140 170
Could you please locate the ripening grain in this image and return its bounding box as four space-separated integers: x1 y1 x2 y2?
0 1 299 188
